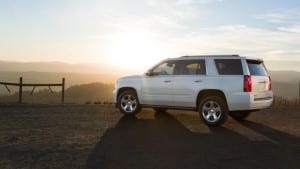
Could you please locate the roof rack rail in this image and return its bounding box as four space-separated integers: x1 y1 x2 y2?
181 54 240 57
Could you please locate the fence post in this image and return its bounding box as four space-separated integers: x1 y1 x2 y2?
19 77 23 104
298 82 300 105
61 78 65 104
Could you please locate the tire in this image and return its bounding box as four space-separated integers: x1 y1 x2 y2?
199 96 228 126
118 90 141 115
153 108 167 113
229 111 251 120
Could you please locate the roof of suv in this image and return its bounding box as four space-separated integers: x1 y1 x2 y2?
167 54 263 62
181 54 240 58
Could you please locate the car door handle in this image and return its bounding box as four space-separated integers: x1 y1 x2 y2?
164 80 172 83
194 80 203 83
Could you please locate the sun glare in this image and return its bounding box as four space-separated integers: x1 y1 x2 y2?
104 28 164 70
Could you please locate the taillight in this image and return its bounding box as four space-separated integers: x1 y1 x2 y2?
244 75 252 92
268 76 272 91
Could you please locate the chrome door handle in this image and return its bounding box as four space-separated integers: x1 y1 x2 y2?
194 80 203 83
164 80 171 83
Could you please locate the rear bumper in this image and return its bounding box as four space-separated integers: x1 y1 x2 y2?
227 91 273 111
250 96 273 110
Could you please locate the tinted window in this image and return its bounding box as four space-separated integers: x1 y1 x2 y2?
215 59 243 75
152 61 175 75
174 60 206 75
247 60 267 76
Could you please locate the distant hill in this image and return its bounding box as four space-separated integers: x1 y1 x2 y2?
0 71 118 96
0 60 299 100
65 83 114 103
0 60 140 75
269 71 300 83
0 82 114 104
0 60 143 96
272 82 299 99
268 71 300 99
0 71 117 85
265 60 300 73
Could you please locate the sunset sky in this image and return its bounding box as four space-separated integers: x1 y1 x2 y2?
0 0 300 70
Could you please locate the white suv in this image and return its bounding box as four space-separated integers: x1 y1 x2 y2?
113 55 273 126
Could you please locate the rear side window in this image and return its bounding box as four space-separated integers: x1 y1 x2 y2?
215 59 243 75
247 60 267 76
174 60 206 75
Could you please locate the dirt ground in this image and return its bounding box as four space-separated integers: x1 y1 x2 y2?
0 105 299 169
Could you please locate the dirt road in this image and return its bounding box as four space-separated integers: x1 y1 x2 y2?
0 105 299 169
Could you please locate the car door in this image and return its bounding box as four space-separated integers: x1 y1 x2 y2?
172 59 207 107
141 60 175 106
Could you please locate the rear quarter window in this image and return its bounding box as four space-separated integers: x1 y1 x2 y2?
215 59 243 75
247 60 268 76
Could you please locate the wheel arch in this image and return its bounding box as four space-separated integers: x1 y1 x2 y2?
196 89 228 111
117 87 139 102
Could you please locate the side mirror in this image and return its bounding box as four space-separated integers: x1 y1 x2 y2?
146 70 154 76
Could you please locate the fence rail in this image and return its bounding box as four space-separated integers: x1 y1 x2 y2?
0 77 65 104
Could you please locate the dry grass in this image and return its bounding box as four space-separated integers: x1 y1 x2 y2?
0 105 121 169
0 105 299 169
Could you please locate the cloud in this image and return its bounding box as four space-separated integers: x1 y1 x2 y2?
1 0 299 70
176 0 209 5
278 24 300 33
258 50 300 61
162 24 300 61
255 8 300 24
176 0 224 5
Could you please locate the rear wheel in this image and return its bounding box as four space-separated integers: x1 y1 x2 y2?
199 96 228 126
118 90 141 115
229 111 251 120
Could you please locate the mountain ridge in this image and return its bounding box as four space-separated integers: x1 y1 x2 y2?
0 60 140 75
0 61 299 99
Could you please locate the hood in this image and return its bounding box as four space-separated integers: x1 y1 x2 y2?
118 74 143 81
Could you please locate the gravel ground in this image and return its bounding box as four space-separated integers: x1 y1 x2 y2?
0 105 299 169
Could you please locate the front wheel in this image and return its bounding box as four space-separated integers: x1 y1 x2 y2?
199 96 228 126
118 90 141 115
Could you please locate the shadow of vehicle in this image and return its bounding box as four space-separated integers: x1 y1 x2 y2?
86 112 300 169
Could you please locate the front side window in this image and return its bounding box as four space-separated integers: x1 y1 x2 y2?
151 61 175 75
215 59 243 75
174 60 206 75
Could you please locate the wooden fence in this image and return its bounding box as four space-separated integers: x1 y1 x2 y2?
0 77 65 104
